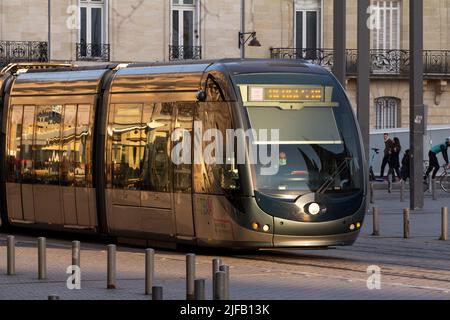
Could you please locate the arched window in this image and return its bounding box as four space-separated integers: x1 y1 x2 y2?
375 97 401 129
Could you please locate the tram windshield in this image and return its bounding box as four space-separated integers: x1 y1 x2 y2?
233 73 363 198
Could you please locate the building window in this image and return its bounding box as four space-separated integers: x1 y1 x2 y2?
78 0 109 61
294 0 322 59
371 0 401 50
375 97 401 129
170 0 201 60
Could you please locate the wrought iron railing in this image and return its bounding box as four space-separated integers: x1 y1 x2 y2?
270 48 450 77
76 43 110 62
169 46 202 61
0 41 48 67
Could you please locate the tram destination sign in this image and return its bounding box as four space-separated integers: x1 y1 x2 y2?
248 86 324 102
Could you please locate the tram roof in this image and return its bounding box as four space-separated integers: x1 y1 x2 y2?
7 59 330 96
123 58 328 76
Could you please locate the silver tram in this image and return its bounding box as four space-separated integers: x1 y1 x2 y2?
0 60 367 248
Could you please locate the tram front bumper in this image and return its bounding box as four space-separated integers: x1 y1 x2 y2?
273 230 360 248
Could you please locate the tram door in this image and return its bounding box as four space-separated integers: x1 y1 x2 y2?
172 103 195 238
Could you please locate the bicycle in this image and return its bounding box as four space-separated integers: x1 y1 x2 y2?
369 148 384 182
369 148 379 182
423 165 450 193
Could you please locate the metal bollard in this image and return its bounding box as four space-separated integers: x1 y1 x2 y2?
7 235 15 275
429 175 433 194
219 264 230 300
403 208 410 239
432 179 437 200
186 254 195 300
440 207 448 241
372 207 380 236
370 182 374 204
145 249 155 295
72 241 80 268
152 286 163 300
212 258 221 297
107 244 116 289
213 271 226 300
38 237 47 280
194 279 206 300
48 295 60 300
400 181 405 202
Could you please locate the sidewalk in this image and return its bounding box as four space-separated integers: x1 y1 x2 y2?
0 190 449 300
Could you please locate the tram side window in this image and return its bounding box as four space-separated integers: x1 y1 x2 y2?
205 77 225 102
21 105 36 184
6 106 24 183
141 103 172 193
61 105 77 186
34 105 63 185
194 102 238 194
111 104 144 190
172 103 194 193
75 104 94 187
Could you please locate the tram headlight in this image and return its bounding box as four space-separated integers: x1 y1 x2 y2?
306 202 321 216
263 225 270 232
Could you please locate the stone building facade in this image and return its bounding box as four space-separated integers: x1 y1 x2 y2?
1 0 450 129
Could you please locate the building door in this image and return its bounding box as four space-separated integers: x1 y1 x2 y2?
171 0 198 59
295 0 321 59
79 0 106 57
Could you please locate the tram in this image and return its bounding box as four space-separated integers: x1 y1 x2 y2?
0 59 367 248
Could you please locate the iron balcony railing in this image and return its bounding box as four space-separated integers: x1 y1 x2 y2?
0 41 48 67
76 43 110 62
169 45 202 61
270 48 450 77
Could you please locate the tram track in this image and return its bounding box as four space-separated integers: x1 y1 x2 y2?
231 249 450 287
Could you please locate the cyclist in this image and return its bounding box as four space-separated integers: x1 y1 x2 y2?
424 137 450 180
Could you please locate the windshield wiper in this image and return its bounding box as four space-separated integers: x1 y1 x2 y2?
316 157 352 194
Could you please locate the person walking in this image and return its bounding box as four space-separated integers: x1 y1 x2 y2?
379 133 395 179
389 137 402 182
401 149 411 182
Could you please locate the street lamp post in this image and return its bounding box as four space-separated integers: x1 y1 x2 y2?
239 0 260 59
333 0 346 88
48 0 51 62
409 0 425 210
357 0 371 164
240 0 245 59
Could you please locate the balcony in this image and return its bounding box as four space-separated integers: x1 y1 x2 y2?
270 48 450 78
76 43 110 62
169 46 202 61
0 41 48 67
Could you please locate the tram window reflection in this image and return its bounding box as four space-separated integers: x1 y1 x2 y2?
141 103 172 192
75 104 92 187
111 104 144 190
61 105 76 186
34 105 62 185
194 102 238 194
21 105 36 184
7 106 23 183
173 103 194 193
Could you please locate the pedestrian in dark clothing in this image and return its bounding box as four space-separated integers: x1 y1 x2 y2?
401 149 411 182
380 133 395 179
389 137 402 181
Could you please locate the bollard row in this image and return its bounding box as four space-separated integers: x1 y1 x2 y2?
370 206 449 241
